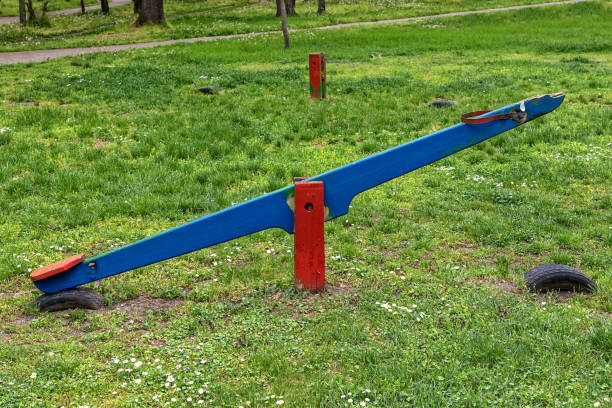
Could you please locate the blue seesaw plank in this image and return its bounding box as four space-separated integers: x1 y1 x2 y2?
33 93 564 293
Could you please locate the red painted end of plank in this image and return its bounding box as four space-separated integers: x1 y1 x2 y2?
30 253 85 282
294 181 325 291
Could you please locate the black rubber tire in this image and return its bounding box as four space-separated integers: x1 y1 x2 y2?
524 264 597 293
34 287 103 312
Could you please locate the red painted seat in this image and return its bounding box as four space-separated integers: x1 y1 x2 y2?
30 254 85 282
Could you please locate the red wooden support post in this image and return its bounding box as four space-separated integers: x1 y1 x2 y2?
294 179 325 291
309 52 326 100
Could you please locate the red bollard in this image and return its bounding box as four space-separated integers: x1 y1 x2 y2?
293 179 325 291
309 53 326 100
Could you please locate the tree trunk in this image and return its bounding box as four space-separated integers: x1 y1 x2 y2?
25 0 36 22
286 0 295 15
100 0 109 14
136 0 165 25
276 0 295 16
80 0 85 13
279 0 289 49
317 0 324 14
19 0 26 25
133 0 142 14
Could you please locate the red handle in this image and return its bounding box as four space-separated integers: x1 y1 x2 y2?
461 110 514 124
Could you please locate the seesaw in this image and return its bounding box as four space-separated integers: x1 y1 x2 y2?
30 93 565 310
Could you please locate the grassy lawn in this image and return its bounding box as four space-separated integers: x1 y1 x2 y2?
0 1 611 406
0 0 562 52
0 0 106 16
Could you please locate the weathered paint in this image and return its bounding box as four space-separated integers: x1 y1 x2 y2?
33 93 564 293
309 53 326 99
293 181 325 291
30 254 85 282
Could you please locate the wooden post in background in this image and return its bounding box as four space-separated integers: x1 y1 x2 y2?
309 53 326 99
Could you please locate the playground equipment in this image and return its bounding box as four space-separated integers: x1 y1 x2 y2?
309 53 326 99
524 264 597 293
31 93 564 307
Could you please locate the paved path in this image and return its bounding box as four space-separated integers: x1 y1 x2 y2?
0 0 131 25
0 0 588 66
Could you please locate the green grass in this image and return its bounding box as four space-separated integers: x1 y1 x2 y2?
0 0 105 17
0 1 611 407
1 0 562 52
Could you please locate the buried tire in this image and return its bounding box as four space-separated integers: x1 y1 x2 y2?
524 264 597 293
35 287 103 312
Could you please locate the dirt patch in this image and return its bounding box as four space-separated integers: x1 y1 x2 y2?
323 283 355 296
538 290 578 303
313 141 342 148
0 290 29 299
148 338 167 346
19 101 36 106
102 296 183 319
264 282 356 319
7 296 182 329
472 277 521 295
443 241 478 252
94 139 115 148
10 313 37 327
3 294 182 346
